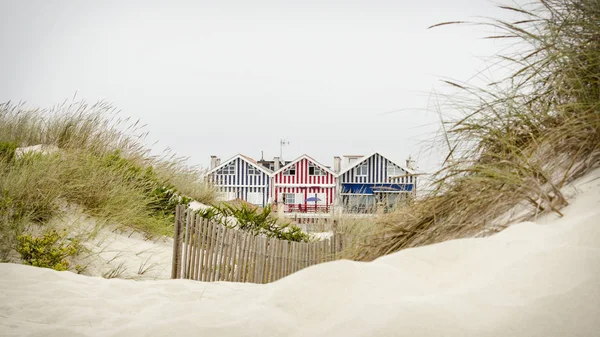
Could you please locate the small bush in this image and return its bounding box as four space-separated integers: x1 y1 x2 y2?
16 229 80 271
0 141 17 162
196 203 311 242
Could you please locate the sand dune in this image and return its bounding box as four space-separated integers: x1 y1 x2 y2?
1 170 599 337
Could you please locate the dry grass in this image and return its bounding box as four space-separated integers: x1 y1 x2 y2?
0 99 216 261
349 0 600 261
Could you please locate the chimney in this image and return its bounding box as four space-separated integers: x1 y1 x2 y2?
210 155 219 169
333 156 341 173
273 157 281 171
343 155 362 167
406 156 415 170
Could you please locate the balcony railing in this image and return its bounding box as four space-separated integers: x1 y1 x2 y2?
284 204 331 213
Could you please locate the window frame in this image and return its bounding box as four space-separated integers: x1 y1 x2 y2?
356 162 368 177
282 165 296 176
308 162 326 176
387 163 402 177
220 162 236 176
247 166 260 175
283 193 296 204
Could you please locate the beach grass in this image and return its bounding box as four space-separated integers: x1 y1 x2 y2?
0 100 216 261
348 0 600 261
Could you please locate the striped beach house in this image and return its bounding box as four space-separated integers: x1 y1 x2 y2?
205 154 273 207
272 155 337 213
336 152 416 213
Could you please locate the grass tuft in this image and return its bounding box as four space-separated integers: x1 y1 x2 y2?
349 0 600 261
0 99 216 262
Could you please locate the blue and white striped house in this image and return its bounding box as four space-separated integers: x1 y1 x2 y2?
336 152 417 213
205 154 273 207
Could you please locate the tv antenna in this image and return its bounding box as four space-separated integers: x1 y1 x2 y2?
280 139 290 160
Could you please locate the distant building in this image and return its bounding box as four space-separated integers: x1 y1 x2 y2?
272 155 337 213
205 151 418 214
205 154 273 207
336 152 416 213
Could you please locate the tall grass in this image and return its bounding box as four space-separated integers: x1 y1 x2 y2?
0 99 216 260
349 0 600 261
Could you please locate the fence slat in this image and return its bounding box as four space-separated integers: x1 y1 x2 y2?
258 236 267 284
247 234 256 283
240 233 250 283
229 230 239 281
217 226 230 281
234 231 246 282
210 223 222 282
187 212 196 278
198 218 209 281
203 220 216 282
278 239 284 280
265 239 275 283
193 215 203 280
171 206 182 279
271 239 278 281
245 234 255 282
252 235 260 283
192 213 200 277
290 242 296 273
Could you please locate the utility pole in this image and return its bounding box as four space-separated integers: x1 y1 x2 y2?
280 138 290 160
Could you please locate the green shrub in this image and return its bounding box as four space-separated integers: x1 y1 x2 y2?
0 100 216 240
0 141 16 162
16 229 80 271
197 203 311 242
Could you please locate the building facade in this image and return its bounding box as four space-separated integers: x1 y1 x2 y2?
205 154 273 207
272 155 337 213
337 152 416 213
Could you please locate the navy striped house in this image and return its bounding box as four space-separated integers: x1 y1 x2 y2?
206 154 273 207
337 152 416 213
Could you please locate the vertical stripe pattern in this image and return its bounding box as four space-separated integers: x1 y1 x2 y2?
273 158 336 206
339 153 416 193
206 157 271 207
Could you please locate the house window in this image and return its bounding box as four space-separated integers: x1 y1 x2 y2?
356 162 368 176
219 163 235 175
387 163 402 177
283 193 295 204
283 165 296 176
248 166 260 175
308 162 326 176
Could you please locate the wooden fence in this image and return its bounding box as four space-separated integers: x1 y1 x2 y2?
171 205 348 283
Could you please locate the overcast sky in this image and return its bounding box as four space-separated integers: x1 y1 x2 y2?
0 0 521 173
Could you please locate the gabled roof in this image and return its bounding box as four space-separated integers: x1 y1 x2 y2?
338 152 416 176
206 153 273 176
273 154 337 176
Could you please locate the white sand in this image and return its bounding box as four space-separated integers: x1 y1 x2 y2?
1 170 599 337
75 225 174 280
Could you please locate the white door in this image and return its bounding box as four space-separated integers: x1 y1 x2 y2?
247 192 263 206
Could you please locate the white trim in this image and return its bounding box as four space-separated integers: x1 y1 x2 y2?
371 191 411 194
275 183 336 188
273 154 337 176
338 151 416 176
214 185 268 188
206 153 273 176
340 191 410 195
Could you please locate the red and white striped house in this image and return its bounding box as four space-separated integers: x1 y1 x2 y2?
272 155 337 213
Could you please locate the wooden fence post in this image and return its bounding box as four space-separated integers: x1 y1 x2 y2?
171 205 182 279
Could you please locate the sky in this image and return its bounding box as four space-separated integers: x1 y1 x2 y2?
0 0 522 173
